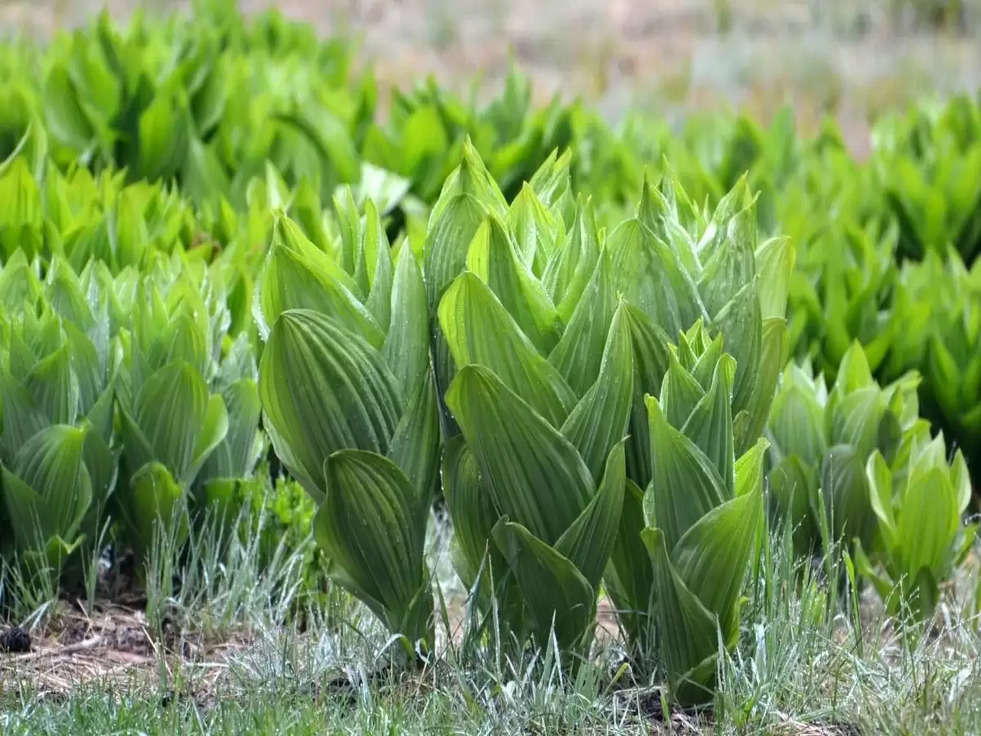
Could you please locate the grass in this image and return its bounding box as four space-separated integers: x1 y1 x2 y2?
3 495 981 734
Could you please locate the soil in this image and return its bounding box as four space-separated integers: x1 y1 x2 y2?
0 600 249 700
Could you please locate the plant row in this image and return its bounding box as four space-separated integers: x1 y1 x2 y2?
2 4 979 480
0 2 978 706
1 134 975 704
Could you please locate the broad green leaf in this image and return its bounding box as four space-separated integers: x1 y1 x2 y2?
645 395 727 551
548 252 618 395
2 425 92 551
865 450 896 542
442 436 499 591
256 217 383 346
554 441 626 587
755 236 794 319
381 248 430 395
679 355 736 491
542 198 600 322
559 305 633 482
127 461 186 555
734 317 786 454
623 305 672 487
387 368 440 501
465 216 560 353
642 527 719 705
819 444 872 546
317 450 432 643
438 273 576 426
123 361 208 482
424 193 488 310
670 482 762 636
492 519 595 648
446 365 592 545
259 309 401 501
183 393 229 486
604 479 654 640
608 218 707 338
659 350 706 431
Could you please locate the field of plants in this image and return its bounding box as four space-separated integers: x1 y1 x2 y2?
1 2 981 733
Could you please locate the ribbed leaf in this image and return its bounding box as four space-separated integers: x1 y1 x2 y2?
734 317 786 454
608 218 707 338
895 466 959 577
439 273 576 426
256 217 383 345
604 479 654 640
465 216 560 353
819 444 873 545
424 192 488 310
865 450 896 541
623 305 672 487
183 393 229 486
642 527 719 705
659 350 706 433
542 198 600 321
697 205 757 319
679 355 736 492
446 365 592 545
27 342 80 426
0 375 48 462
358 200 394 330
381 248 430 396
317 450 432 643
767 364 827 464
670 481 763 640
548 252 618 396
387 368 440 502
507 183 561 272
831 387 887 457
645 395 728 551
442 436 499 590
259 309 402 502
429 138 508 225
2 425 92 551
200 378 263 481
554 441 626 588
755 236 794 320
559 305 633 482
121 361 207 481
492 519 595 648
127 461 186 555
712 280 762 415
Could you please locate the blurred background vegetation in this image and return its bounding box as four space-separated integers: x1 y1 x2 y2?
3 0 980 154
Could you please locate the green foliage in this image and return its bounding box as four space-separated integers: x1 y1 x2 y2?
766 343 921 556
256 202 437 652
857 431 976 620
633 333 768 704
0 2 979 712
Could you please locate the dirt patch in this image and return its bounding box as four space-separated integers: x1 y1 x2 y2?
0 601 252 700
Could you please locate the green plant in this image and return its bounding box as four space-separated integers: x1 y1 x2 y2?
0 258 116 575
857 430 976 619
113 272 229 561
766 343 921 556
640 334 768 704
888 252 981 473
426 147 633 655
256 204 438 653
602 176 792 686
874 96 981 263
